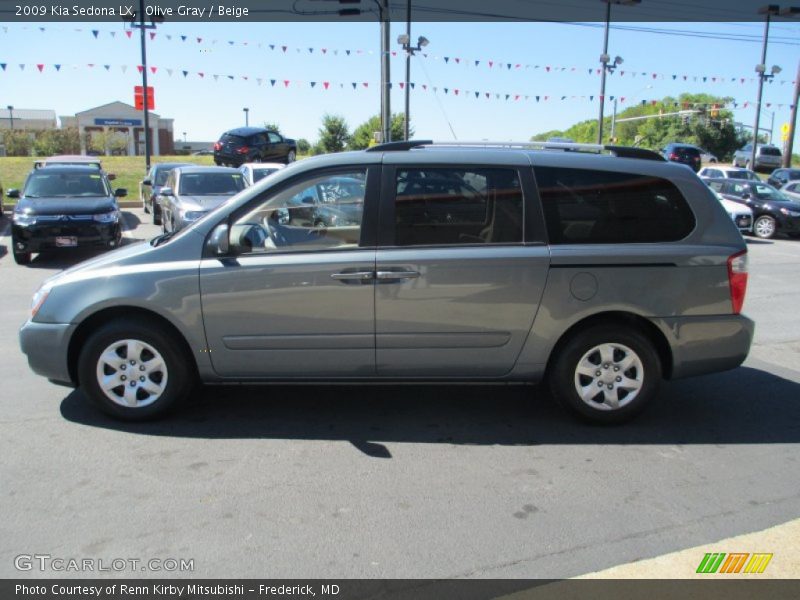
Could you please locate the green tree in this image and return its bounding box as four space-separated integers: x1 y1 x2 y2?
317 114 350 153
33 127 81 156
296 138 311 154
349 113 411 149
2 129 34 156
263 122 282 134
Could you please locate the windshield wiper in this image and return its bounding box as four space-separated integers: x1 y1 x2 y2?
151 231 177 247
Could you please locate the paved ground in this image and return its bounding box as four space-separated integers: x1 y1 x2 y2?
0 208 798 579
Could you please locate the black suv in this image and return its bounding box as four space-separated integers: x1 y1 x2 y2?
706 178 800 239
661 143 702 172
214 127 297 167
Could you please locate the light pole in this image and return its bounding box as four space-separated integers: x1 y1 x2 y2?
379 0 391 143
182 131 187 143
597 0 640 145
750 5 783 168
397 28 429 141
243 108 249 127
6 105 13 130
124 0 163 173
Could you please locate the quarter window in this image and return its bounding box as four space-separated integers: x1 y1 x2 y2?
535 167 695 244
230 170 367 254
393 168 524 246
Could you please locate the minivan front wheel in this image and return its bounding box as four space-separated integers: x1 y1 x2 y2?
548 325 662 423
77 319 192 420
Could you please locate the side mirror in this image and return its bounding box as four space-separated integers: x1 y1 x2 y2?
114 188 128 198
7 189 20 199
207 223 230 255
160 187 174 196
142 178 152 186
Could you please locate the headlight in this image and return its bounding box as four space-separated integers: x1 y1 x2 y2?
31 287 50 318
13 212 36 226
780 208 800 217
184 210 208 221
93 211 119 223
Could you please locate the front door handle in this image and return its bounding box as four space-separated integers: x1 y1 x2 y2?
376 270 420 281
331 271 375 281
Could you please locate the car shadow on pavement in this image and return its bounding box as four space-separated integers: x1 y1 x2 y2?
59 365 800 456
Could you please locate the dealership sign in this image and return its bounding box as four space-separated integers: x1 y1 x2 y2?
94 118 142 126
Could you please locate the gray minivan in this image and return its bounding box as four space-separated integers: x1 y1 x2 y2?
19 141 754 423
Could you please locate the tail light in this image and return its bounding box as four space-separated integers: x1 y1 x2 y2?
236 146 249 154
727 250 748 314
669 153 679 160
213 142 221 151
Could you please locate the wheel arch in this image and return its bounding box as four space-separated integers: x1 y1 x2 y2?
67 306 198 386
544 311 674 381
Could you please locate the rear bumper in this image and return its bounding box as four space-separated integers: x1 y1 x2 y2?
654 314 755 379
19 320 76 385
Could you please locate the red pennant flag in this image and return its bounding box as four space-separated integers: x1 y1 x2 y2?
399 82 404 90
36 64 44 72
87 63 94 68
125 31 132 39
198 72 204 78
322 48 327 54
150 66 157 74
283 80 290 87
546 66 550 72
454 89 459 95
652 73 657 79
323 81 330 89
137 65 143 73
455 58 460 64
620 97 626 103
488 61 493 68
514 95 520 101
150 32 156 40
362 82 368 88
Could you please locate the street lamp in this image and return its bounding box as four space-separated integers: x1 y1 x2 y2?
182 131 187 143
6 105 14 130
243 108 249 127
597 0 641 145
397 25 429 141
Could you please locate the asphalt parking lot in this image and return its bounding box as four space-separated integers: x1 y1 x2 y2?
1 208 799 579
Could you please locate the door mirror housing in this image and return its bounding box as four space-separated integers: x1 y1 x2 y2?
142 178 152 186
160 187 174 196
207 223 230 255
7 189 20 199
114 188 128 198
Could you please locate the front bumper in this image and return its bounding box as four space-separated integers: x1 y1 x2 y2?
19 320 76 385
12 220 121 253
654 314 755 380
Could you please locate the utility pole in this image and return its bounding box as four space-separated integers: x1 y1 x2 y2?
784 58 799 167
138 0 152 172
404 0 411 140
380 0 391 143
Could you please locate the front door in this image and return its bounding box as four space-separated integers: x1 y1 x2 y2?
200 167 378 378
375 164 549 377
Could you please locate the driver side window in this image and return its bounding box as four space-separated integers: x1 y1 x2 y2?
230 170 367 254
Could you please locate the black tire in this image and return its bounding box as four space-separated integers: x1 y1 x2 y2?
548 324 662 424
143 199 150 214
753 215 776 239
77 318 193 420
152 205 161 226
13 251 32 265
286 150 296 164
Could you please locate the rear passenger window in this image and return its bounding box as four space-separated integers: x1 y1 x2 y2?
535 167 695 244
393 168 523 246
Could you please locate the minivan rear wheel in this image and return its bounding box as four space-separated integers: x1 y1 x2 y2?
548 324 662 424
77 318 192 420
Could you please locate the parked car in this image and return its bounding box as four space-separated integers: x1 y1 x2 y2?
706 178 800 239
698 166 760 181
705 186 753 234
239 162 285 186
139 162 193 225
192 149 214 156
8 166 125 264
697 147 718 164
19 141 753 424
778 180 800 202
277 175 365 228
33 155 103 170
213 127 297 167
767 167 800 189
660 143 701 172
732 144 782 172
158 166 245 233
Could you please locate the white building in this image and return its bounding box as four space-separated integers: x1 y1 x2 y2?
60 101 175 156
0 108 57 130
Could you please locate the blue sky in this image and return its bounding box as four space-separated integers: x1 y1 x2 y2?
1 19 799 148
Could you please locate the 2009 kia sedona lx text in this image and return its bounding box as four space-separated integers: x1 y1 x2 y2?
19 141 754 423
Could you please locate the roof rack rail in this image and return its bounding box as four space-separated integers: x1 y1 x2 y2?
365 139 665 162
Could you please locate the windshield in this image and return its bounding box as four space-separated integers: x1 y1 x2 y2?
729 170 760 181
179 172 245 195
23 172 110 197
252 168 280 183
759 147 781 157
753 184 789 201
155 168 177 186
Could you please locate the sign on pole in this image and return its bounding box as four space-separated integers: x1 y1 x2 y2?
134 86 155 110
